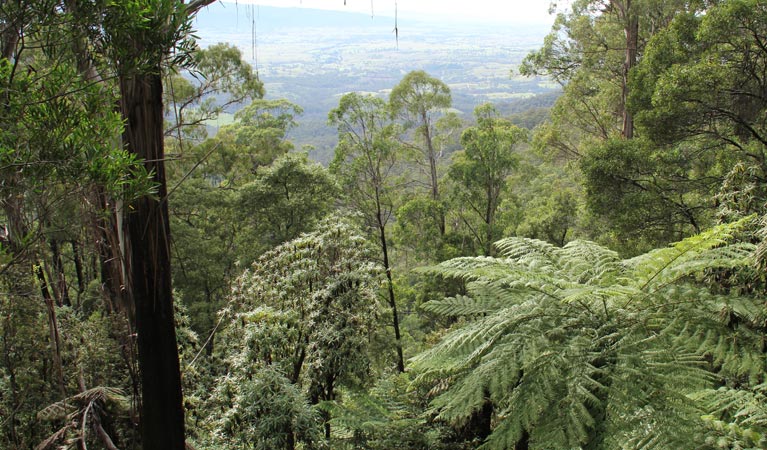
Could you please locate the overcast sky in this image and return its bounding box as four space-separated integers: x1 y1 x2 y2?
224 0 558 25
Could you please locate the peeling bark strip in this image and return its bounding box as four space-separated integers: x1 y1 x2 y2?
119 72 185 450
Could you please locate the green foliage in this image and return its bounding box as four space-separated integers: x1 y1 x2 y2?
628 0 767 224
194 42 264 99
0 269 52 448
580 136 718 254
521 0 723 251
101 0 198 73
448 103 527 256
212 367 321 450
169 176 239 335
165 42 264 140
413 219 760 449
236 152 339 254
395 196 452 262
329 373 438 449
389 70 458 252
169 102 311 337
201 215 384 445
329 91 408 372
390 70 452 123
329 93 402 228
693 383 767 448
212 98 304 180
205 366 324 450
0 52 152 202
510 160 584 247
227 215 381 390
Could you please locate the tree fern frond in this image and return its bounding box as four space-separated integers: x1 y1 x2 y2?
420 294 504 317
419 256 515 281
624 218 754 291
37 386 128 422
415 220 759 449
37 401 75 422
412 305 529 374
432 375 487 426
559 239 622 282
494 237 560 263
34 424 72 450
693 383 767 448
71 386 127 408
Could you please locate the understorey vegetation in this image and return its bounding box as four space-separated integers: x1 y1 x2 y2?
1 1 767 449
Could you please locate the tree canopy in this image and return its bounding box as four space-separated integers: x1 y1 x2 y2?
4 2 767 449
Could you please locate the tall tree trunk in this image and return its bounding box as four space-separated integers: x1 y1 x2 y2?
620 0 638 139
36 264 66 396
95 189 125 315
119 72 186 450
422 112 445 236
484 185 496 257
379 221 405 372
50 237 71 306
71 239 85 303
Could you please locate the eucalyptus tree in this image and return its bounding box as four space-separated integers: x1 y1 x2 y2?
0 3 152 446
631 0 767 222
575 0 767 253
329 92 406 372
448 104 527 256
98 1 216 447
521 0 721 252
164 42 264 144
521 0 697 145
390 70 457 236
236 152 339 255
211 99 304 182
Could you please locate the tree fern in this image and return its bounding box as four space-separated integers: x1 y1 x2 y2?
36 386 129 450
691 383 767 448
328 374 437 450
413 218 761 449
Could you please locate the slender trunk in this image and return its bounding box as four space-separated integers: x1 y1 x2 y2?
484 186 496 257
2 306 20 445
119 72 186 450
422 113 445 235
324 372 335 439
95 189 124 315
71 239 85 302
515 430 530 450
36 264 66 396
1 7 19 61
378 221 405 372
50 238 71 306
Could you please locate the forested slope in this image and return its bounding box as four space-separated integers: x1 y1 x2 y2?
1 1 767 449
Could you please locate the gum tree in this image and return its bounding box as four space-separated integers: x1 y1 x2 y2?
329 92 406 372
